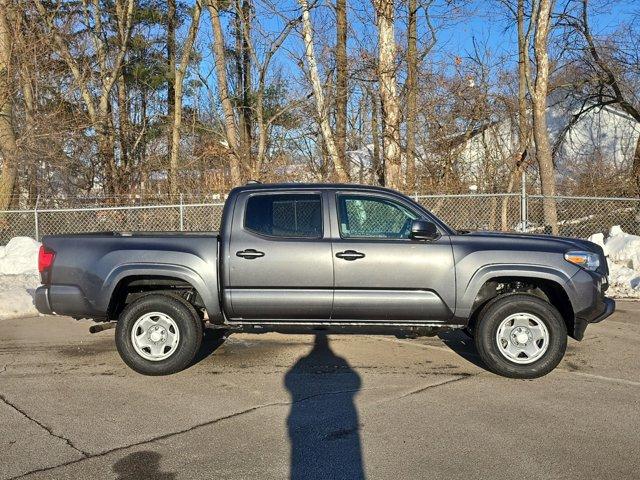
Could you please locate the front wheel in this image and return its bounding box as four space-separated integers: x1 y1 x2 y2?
474 294 567 379
115 294 203 375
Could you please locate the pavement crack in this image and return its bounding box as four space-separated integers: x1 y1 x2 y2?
0 392 88 458
8 387 370 480
0 357 16 375
397 374 474 399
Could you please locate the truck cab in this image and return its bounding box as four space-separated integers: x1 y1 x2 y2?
219 184 455 323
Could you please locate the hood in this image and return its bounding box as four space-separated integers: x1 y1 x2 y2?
458 231 608 275
463 231 603 254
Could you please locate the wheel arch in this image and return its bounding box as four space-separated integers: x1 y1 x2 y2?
101 264 223 323
458 265 578 339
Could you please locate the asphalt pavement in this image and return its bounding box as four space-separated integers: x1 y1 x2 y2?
1 302 639 479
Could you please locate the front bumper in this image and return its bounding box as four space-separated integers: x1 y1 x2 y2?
573 296 615 341
566 267 615 340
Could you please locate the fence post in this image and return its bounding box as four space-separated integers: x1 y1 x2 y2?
179 194 184 231
34 195 40 241
519 170 528 231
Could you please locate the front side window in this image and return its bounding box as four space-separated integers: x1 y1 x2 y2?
245 194 322 238
337 195 418 239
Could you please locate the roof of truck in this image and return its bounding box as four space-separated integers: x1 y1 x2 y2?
231 182 402 194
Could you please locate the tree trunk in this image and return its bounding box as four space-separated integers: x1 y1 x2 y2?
335 0 348 171
169 0 202 195
501 0 531 231
0 0 18 211
632 134 640 196
405 0 417 191
517 0 529 150
97 122 119 196
230 0 252 173
298 0 349 182
117 73 130 185
167 0 176 174
20 62 37 206
531 0 558 234
374 0 402 190
208 0 242 186
241 0 252 166
370 87 384 185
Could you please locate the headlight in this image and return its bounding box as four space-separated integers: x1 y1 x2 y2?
564 251 600 271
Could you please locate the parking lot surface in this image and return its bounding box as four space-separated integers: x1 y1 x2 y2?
1 302 639 479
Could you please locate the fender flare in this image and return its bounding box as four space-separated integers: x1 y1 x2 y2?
455 264 577 319
99 263 223 322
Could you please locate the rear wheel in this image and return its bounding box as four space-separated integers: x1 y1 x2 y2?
474 294 567 379
115 294 203 375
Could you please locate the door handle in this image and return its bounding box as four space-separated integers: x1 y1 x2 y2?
335 250 365 261
236 249 265 260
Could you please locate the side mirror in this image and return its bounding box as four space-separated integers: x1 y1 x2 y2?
409 220 440 241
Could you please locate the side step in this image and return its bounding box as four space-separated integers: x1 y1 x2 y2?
224 320 463 328
215 320 464 337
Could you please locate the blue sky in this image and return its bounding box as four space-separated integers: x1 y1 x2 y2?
190 0 638 105
442 0 638 61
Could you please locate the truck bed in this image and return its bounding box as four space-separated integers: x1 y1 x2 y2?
37 232 220 320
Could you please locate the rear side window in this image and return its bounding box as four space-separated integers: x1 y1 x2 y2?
244 194 322 238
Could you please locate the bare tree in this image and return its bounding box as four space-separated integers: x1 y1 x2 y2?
405 0 417 191
33 0 136 195
167 0 177 168
0 0 17 210
169 0 203 194
335 0 348 171
297 0 350 181
374 0 402 189
240 6 299 178
531 0 558 233
234 0 253 164
563 0 640 195
208 0 243 186
369 85 384 185
500 0 533 229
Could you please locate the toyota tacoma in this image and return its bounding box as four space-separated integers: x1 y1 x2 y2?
35 183 614 378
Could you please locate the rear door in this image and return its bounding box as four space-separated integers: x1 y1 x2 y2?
225 190 334 320
329 191 455 322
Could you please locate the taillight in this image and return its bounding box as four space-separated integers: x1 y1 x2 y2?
38 245 55 273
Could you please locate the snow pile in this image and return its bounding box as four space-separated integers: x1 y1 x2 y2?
0 237 40 320
589 226 640 299
0 237 40 275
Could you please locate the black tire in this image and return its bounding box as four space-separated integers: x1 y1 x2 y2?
115 294 203 376
474 294 567 379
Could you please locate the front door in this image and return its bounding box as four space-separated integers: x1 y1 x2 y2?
226 191 334 320
330 192 455 322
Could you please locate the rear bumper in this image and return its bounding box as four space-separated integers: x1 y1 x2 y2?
34 285 97 319
34 285 53 315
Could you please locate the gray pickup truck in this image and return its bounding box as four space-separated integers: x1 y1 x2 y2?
35 183 614 378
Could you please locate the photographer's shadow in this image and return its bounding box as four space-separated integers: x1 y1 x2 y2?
284 333 365 480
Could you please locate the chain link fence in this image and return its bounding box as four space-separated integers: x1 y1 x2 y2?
1 192 638 243
416 194 640 237
0 201 225 243
415 194 523 233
